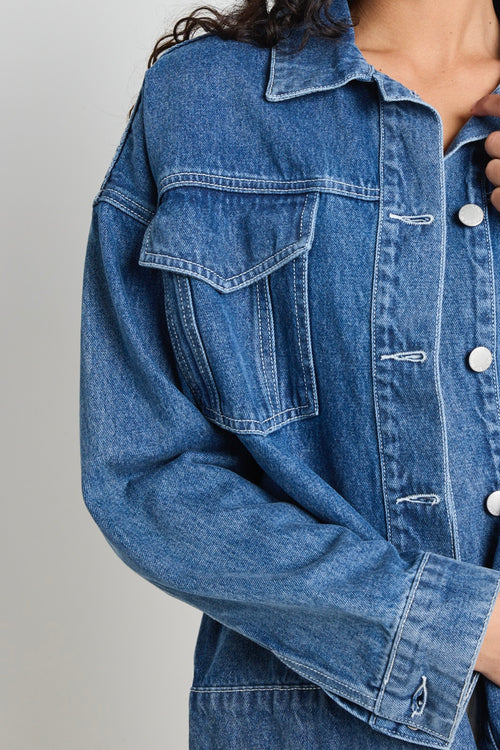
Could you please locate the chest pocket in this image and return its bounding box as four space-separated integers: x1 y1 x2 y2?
138 183 320 435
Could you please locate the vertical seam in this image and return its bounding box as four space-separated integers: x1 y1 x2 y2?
371 87 392 544
256 278 279 414
481 174 500 426
163 278 204 404
293 255 308 403
290 187 316 406
263 275 281 412
301 248 318 410
374 552 430 711
432 110 460 560
178 276 221 411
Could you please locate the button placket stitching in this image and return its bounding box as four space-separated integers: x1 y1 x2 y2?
482 175 500 428
371 92 458 559
465 176 500 513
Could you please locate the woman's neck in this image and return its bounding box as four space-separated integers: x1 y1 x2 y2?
348 0 500 73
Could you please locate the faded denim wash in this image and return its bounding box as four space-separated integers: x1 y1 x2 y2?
79 0 500 747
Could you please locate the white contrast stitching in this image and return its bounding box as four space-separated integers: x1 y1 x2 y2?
163 281 204 404
266 68 375 103
256 279 276 414
481 177 500 428
158 172 380 198
203 406 316 434
275 654 373 700
370 85 392 544
431 122 460 559
293 256 308 399
301 250 319 411
144 238 306 286
263 275 280 412
376 553 430 705
388 212 434 225
410 675 428 718
177 277 220 409
203 401 311 425
101 187 156 216
98 196 152 225
380 350 427 362
190 684 320 693
395 494 441 505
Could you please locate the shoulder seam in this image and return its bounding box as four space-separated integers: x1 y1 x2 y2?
93 187 156 226
96 84 146 196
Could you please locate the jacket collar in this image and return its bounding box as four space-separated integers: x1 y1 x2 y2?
264 0 374 102
264 0 500 154
265 0 500 104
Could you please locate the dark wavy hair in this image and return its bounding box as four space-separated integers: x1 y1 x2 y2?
148 0 356 65
128 0 357 116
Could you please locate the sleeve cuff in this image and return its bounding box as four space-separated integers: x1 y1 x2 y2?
369 551 500 748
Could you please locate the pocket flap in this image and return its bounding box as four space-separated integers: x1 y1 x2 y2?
138 185 319 292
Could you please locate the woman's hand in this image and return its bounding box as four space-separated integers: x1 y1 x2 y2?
471 94 500 212
474 591 500 685
466 94 500 683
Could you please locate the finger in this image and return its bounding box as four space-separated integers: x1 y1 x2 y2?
485 157 500 184
490 186 500 212
484 131 500 158
471 93 500 117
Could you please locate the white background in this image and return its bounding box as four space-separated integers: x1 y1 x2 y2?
1 1 218 747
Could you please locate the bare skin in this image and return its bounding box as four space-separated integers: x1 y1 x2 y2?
473 92 500 213
473 584 500 685
348 0 500 153
347 0 500 685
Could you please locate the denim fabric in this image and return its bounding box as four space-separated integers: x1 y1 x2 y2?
79 0 500 747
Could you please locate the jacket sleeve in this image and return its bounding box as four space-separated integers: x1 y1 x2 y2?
79 66 500 750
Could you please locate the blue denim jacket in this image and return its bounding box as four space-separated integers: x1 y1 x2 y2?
80 0 500 747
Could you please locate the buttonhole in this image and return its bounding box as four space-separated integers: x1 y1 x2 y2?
395 494 440 506
411 675 428 718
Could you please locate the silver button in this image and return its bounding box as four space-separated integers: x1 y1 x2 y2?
485 490 500 517
458 203 484 227
468 346 492 372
